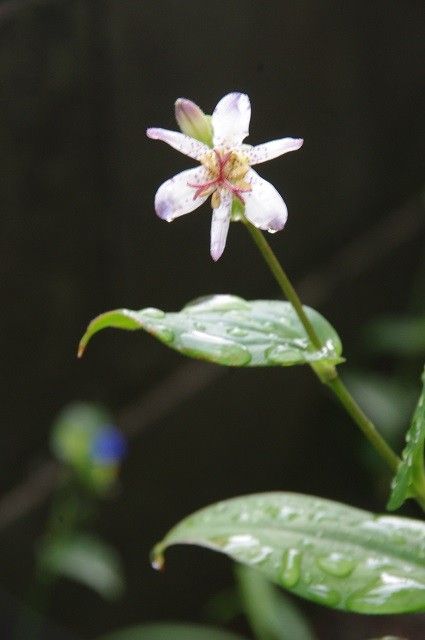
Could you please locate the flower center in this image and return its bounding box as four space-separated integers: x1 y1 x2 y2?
188 149 251 206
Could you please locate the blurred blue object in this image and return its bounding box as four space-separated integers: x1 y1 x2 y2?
91 426 128 464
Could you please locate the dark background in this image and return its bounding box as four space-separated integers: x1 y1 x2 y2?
0 1 425 638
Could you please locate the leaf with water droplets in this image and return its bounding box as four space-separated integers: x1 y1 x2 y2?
152 492 425 614
78 295 343 368
387 367 425 511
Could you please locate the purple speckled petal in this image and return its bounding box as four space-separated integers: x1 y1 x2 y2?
212 93 251 147
244 168 288 233
210 191 232 261
245 137 303 165
154 167 208 222
147 127 209 160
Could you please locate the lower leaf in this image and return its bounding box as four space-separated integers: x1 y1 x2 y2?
152 492 425 614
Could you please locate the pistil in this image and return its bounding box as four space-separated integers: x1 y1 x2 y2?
187 149 252 204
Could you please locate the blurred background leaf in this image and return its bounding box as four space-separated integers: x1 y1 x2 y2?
235 565 316 640
363 316 425 358
98 622 248 640
38 533 124 600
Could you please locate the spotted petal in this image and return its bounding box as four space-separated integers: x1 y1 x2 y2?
147 128 210 161
154 167 208 222
244 169 288 233
245 137 304 165
210 191 232 261
212 93 251 148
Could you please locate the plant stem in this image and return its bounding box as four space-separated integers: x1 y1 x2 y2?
326 376 399 473
244 221 403 473
245 221 322 351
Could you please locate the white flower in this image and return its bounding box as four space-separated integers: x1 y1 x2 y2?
147 93 303 261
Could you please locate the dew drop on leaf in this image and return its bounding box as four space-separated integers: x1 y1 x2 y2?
305 583 340 606
317 552 356 578
226 327 249 338
139 307 165 319
280 548 302 588
265 345 301 365
179 332 251 366
347 572 425 614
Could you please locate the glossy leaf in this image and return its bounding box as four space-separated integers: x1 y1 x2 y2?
152 492 425 614
236 564 316 640
98 623 247 640
38 534 124 599
79 295 343 367
387 368 425 511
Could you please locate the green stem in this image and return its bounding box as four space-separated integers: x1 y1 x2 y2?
244 221 404 475
327 376 399 473
245 221 322 351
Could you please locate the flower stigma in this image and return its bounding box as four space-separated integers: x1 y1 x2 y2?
188 149 252 207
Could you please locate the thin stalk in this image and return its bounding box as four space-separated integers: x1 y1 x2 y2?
244 221 409 480
245 221 322 351
327 376 399 473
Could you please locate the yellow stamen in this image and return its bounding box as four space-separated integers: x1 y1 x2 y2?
211 191 221 208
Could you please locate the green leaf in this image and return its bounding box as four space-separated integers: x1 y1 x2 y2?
236 565 316 640
152 492 425 614
98 623 247 640
79 295 343 368
387 368 425 511
364 315 425 357
38 533 124 599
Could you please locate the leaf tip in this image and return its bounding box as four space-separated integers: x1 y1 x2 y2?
77 339 86 358
150 544 165 572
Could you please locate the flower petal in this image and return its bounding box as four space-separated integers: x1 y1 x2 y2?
146 128 209 160
210 191 232 261
245 137 303 165
154 167 208 222
212 93 251 147
244 169 288 233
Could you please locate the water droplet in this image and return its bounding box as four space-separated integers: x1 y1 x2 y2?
140 307 165 319
184 295 250 314
151 325 174 343
227 326 249 338
179 331 251 366
218 534 273 564
347 572 425 613
280 548 302 588
265 344 301 365
150 546 164 571
305 583 340 606
317 552 355 578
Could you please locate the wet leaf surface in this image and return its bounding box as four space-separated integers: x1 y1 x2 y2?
153 492 425 614
79 295 343 368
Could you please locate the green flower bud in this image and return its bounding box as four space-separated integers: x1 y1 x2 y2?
175 98 213 146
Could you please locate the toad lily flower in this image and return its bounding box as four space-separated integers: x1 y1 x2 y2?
147 93 303 261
